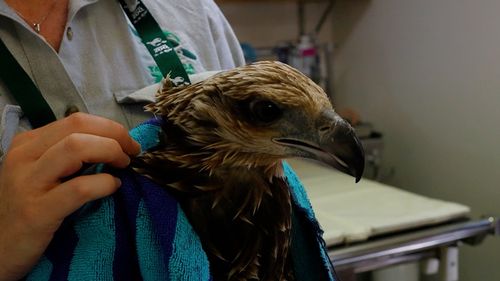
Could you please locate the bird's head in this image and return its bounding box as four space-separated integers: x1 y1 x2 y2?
147 61 364 181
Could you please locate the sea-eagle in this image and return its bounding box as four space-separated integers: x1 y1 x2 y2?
132 61 364 280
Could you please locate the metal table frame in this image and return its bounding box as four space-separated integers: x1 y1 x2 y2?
329 217 500 281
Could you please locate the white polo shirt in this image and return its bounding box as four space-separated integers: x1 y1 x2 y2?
0 0 244 154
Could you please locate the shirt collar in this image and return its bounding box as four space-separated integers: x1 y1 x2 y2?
0 1 20 21
0 0 140 19
0 1 36 34
0 0 100 26
0 0 140 33
67 0 99 23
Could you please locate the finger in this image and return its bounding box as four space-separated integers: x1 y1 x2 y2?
34 133 131 182
12 113 140 157
40 173 121 221
8 129 38 150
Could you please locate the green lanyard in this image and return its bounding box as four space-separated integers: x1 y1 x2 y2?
0 39 57 128
118 0 191 86
0 0 189 128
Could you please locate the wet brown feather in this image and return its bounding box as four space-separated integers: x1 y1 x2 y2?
132 61 330 280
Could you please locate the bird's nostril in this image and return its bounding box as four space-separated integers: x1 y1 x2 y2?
319 126 331 133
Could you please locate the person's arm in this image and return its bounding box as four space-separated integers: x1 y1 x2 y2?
204 1 246 69
0 113 140 281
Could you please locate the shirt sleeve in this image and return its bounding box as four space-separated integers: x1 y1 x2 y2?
202 0 246 69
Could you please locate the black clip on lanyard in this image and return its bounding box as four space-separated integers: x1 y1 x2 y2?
0 0 190 128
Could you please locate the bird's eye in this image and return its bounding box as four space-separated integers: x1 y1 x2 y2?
249 100 282 124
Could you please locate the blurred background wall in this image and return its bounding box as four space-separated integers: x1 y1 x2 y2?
219 1 500 279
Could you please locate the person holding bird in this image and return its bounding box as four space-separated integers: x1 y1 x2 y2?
0 0 244 279
0 0 364 280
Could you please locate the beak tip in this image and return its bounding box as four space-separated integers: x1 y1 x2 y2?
349 147 365 183
353 164 364 183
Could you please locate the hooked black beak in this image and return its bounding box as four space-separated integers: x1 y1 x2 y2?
320 116 365 182
274 110 365 182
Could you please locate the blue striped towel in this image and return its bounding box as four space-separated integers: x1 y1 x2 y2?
25 118 337 281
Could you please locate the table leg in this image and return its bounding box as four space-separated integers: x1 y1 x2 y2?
439 247 459 281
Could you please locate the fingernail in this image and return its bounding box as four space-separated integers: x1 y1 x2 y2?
114 177 122 187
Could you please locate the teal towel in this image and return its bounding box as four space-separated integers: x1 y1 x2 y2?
25 118 337 281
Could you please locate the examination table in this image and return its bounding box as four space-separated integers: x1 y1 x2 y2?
288 159 499 281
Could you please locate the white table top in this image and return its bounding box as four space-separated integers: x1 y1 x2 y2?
287 159 471 246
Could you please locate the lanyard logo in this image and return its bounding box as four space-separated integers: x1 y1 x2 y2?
130 5 147 23
170 76 188 86
146 38 172 57
119 0 190 84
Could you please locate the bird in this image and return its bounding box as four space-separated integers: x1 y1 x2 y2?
131 61 365 281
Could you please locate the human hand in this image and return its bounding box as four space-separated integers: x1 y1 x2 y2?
0 113 141 281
